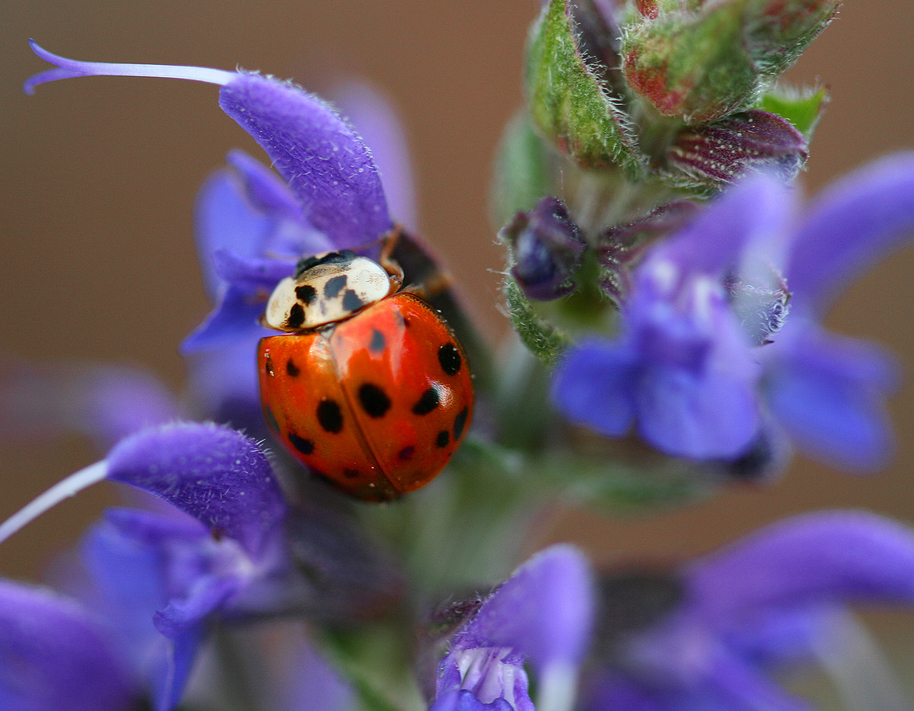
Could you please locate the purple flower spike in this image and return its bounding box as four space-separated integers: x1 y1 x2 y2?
106 422 286 557
0 580 136 711
219 73 392 248
435 545 594 711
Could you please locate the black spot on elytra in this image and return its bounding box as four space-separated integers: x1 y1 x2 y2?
436 430 450 448
453 407 469 441
264 355 275 377
398 445 415 461
369 329 386 352
286 359 300 377
288 303 305 329
412 386 440 415
324 275 348 299
439 343 462 376
295 284 317 304
343 468 360 479
342 289 364 312
289 432 314 455
358 383 391 418
317 399 343 433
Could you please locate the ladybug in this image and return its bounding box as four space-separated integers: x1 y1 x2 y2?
257 245 474 501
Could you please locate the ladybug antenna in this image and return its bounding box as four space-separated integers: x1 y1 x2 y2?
0 461 108 545
24 40 235 95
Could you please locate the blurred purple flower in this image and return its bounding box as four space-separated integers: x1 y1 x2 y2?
432 545 595 711
553 154 914 469
584 511 914 711
0 421 398 710
552 176 787 459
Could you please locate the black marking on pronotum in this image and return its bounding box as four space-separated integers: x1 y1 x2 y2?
398 445 415 461
369 329 386 353
317 399 344 433
324 275 348 298
436 430 450 448
359 383 392 418
412 386 440 415
439 342 462 376
289 432 314 455
453 407 469 441
342 289 365 312
286 359 300 377
295 250 356 278
295 284 317 304
343 468 360 479
288 303 306 329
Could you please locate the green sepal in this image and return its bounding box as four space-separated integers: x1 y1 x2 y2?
758 84 829 138
526 0 644 174
504 277 572 367
491 110 555 227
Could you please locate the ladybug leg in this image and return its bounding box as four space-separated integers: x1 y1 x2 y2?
400 271 453 300
378 229 405 286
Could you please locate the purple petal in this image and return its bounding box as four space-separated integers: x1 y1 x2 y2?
551 340 638 437
787 152 914 313
452 545 594 670
431 690 517 711
105 422 286 557
180 281 278 354
688 511 914 626
330 81 418 229
280 640 355 711
225 149 303 220
654 173 794 277
764 327 899 471
0 580 135 711
194 169 284 300
154 576 241 638
185 343 266 436
636 365 759 459
219 73 392 248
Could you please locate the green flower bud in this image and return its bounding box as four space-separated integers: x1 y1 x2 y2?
622 0 840 124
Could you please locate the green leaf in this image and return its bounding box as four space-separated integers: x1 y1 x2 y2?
758 85 829 138
504 277 572 367
526 0 644 173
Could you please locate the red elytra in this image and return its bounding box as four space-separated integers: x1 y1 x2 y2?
258 292 473 501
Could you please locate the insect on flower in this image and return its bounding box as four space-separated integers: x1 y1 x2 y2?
258 238 474 501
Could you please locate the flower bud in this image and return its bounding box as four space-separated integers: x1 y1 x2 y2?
622 0 840 123
500 197 587 301
667 109 808 187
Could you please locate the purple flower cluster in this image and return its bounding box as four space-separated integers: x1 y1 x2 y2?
553 155 914 471
4 33 914 711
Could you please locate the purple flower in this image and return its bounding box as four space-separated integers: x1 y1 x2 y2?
553 154 914 469
553 176 787 459
432 545 595 711
584 511 914 711
0 421 398 710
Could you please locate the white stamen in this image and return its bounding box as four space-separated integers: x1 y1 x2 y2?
25 40 235 95
0 460 108 545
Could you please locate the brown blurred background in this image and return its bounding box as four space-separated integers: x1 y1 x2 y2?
2 0 914 671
